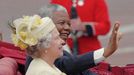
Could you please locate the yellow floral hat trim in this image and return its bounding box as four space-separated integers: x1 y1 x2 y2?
11 15 55 50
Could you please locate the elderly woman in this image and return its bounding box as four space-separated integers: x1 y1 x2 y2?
11 15 66 75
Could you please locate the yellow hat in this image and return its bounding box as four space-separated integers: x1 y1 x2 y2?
11 15 55 50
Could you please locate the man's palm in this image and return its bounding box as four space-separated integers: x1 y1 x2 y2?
104 22 122 57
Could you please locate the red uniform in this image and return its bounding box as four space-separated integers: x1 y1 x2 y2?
51 0 110 54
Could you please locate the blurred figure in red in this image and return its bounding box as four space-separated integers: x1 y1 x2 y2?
51 0 111 55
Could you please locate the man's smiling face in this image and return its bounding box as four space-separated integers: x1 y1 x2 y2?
52 12 71 41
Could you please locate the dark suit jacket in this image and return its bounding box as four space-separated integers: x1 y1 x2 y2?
25 51 97 75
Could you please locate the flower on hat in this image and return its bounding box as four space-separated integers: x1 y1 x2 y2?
12 34 28 50
11 15 55 50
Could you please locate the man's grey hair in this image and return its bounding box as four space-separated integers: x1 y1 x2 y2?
39 4 67 18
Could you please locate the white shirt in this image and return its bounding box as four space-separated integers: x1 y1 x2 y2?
63 44 105 64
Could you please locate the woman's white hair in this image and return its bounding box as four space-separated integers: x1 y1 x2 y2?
38 33 52 49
